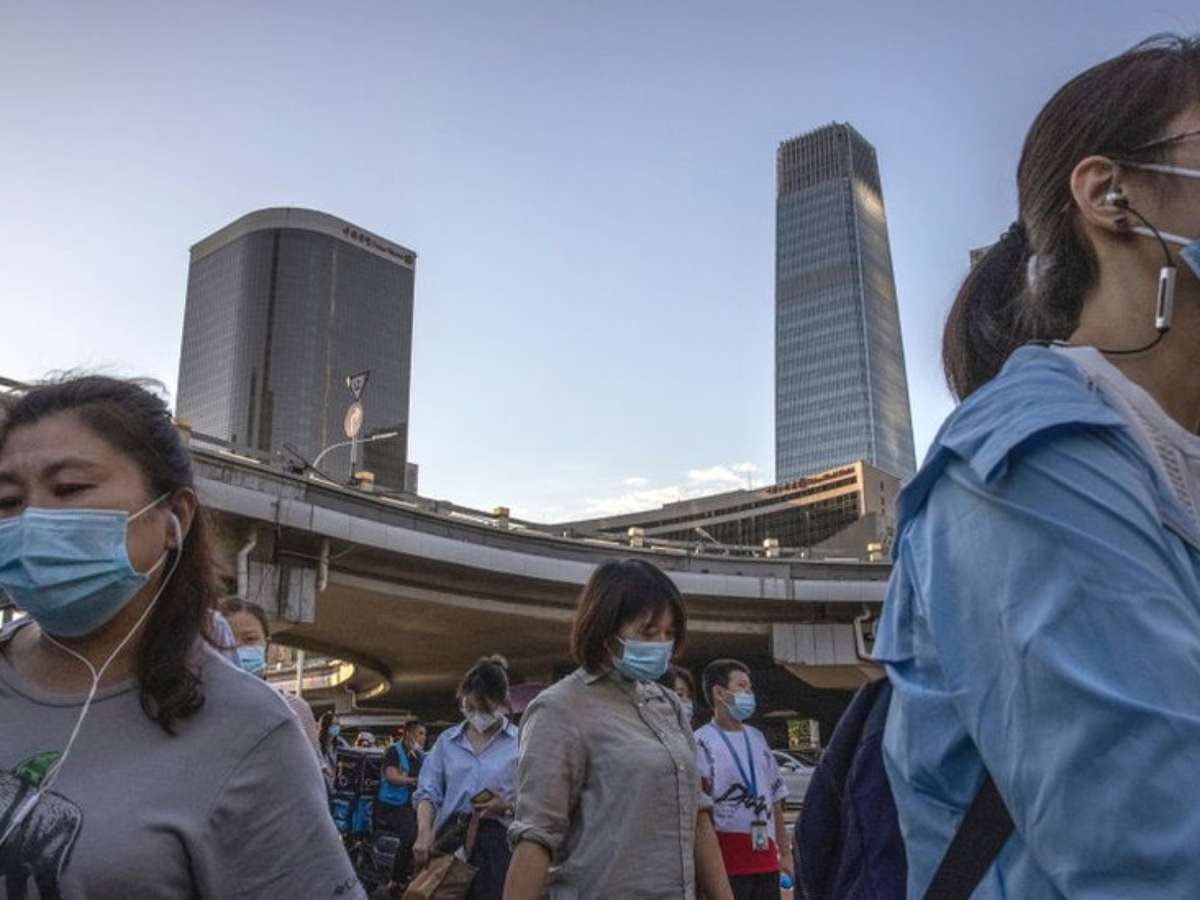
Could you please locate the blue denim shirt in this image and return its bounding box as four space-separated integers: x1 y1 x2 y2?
875 346 1200 898
413 718 518 831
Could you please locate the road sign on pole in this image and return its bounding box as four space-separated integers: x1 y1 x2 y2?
343 401 364 439
346 371 370 401
344 401 365 481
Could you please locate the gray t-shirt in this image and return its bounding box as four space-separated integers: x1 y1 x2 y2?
0 621 365 899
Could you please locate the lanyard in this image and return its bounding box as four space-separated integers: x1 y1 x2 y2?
715 726 758 798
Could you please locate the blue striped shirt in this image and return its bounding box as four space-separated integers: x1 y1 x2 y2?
413 718 518 831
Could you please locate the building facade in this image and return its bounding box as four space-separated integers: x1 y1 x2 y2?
177 208 416 490
557 460 899 556
775 123 916 481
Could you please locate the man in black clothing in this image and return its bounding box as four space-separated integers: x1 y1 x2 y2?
375 721 427 890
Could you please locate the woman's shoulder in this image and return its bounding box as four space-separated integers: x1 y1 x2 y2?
191 643 298 738
897 345 1130 536
523 670 599 723
938 345 1123 478
429 723 464 749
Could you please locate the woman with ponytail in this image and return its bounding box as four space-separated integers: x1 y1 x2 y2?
413 655 518 900
876 35 1200 897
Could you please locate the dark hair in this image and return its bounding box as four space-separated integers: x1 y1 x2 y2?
318 710 335 743
944 35 1200 400
458 655 510 708
702 658 751 707
570 558 687 673
220 597 271 641
0 375 227 732
658 664 696 699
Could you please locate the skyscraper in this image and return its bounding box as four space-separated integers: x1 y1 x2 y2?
775 123 916 482
177 208 416 490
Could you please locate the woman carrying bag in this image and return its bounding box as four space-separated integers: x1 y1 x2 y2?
411 656 517 900
403 810 483 900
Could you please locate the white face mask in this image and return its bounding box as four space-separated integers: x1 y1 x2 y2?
463 705 499 734
1124 162 1200 277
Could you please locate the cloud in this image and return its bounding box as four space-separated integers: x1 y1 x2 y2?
686 462 759 485
582 485 691 518
578 461 766 518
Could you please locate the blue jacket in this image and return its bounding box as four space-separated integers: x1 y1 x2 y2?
875 346 1200 898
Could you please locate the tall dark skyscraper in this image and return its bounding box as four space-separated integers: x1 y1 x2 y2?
775 123 916 482
177 208 416 490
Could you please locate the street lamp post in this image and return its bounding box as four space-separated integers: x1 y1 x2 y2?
311 431 401 482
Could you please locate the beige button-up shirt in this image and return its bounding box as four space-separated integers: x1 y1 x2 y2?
508 667 710 899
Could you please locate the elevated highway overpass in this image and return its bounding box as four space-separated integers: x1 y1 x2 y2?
191 438 892 728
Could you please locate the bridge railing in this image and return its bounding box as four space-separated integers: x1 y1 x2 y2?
187 434 886 564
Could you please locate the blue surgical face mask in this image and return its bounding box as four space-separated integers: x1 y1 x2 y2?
237 645 266 676
727 691 757 722
0 495 172 637
1124 162 1200 277
613 637 672 682
328 724 342 738
681 701 695 723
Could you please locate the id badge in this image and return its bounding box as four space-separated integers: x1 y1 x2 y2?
751 819 769 852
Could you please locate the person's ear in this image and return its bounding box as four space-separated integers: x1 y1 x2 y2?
166 488 198 549
1072 156 1131 235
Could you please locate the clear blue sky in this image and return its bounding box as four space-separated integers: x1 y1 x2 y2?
3 2 1197 520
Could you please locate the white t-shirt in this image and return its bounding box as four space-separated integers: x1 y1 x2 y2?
694 722 787 875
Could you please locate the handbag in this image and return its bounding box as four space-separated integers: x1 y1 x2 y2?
433 811 473 855
402 812 480 900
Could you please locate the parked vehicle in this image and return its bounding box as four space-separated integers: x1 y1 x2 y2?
773 750 815 808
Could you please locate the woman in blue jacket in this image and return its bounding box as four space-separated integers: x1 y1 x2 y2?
876 35 1200 898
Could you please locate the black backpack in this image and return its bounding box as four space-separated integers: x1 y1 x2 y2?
794 678 1013 900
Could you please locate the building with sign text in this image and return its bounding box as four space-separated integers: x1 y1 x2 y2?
556 460 899 556
177 208 416 490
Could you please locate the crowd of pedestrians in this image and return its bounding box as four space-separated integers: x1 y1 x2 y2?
4 32 1200 900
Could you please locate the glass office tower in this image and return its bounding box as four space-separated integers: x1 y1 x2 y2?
177 208 416 490
775 123 916 482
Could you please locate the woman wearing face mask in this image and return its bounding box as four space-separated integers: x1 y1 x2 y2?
220 597 322 762
412 655 517 900
318 711 349 786
0 376 362 898
659 664 699 728
504 559 733 900
874 35 1200 897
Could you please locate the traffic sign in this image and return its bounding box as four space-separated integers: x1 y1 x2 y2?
346 370 370 401
343 401 364 439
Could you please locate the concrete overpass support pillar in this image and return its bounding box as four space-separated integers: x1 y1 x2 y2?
247 560 318 625
771 622 881 690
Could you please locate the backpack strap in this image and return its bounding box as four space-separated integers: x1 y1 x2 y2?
923 773 1014 900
